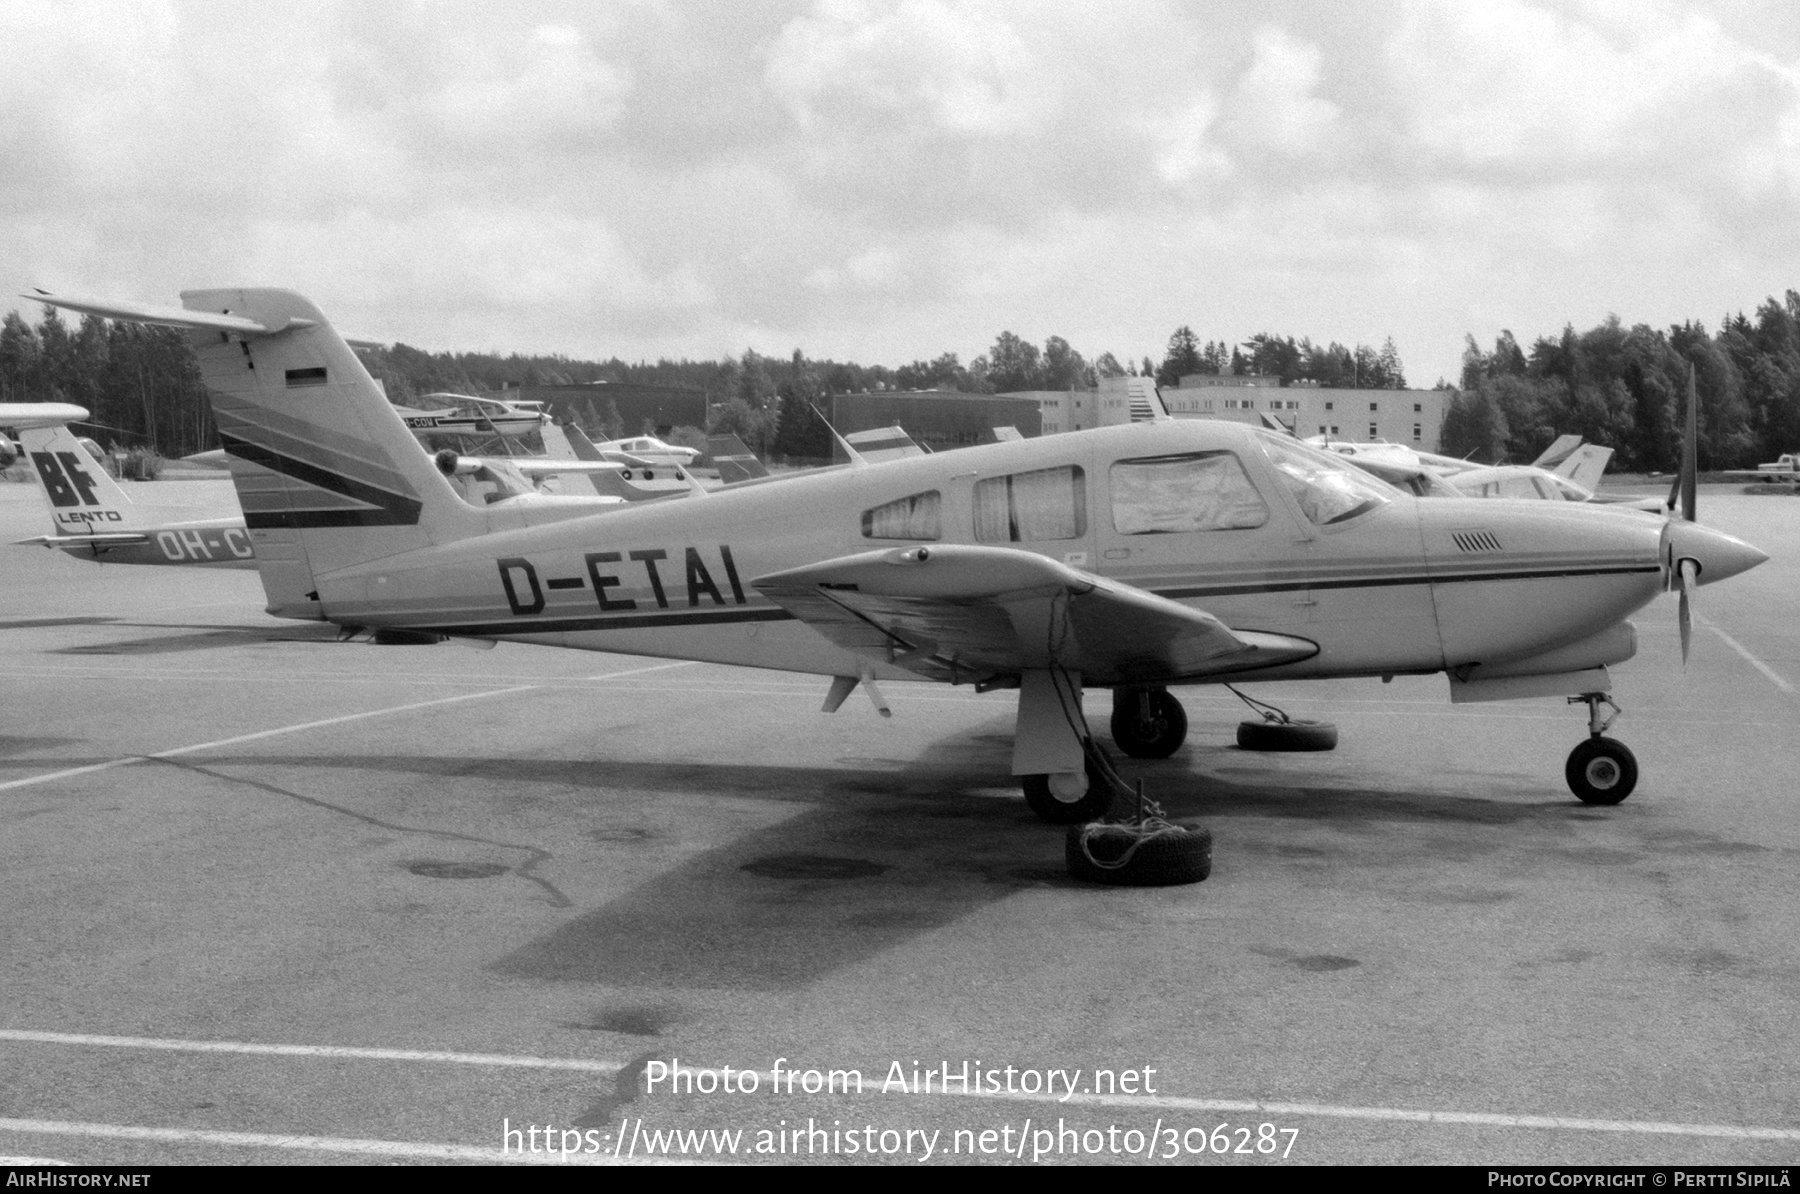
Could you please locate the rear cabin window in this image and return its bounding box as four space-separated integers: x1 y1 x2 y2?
973 465 1086 542
862 491 942 540
1110 452 1268 534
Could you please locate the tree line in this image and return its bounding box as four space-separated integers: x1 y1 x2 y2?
8 293 1795 471
1442 292 1800 471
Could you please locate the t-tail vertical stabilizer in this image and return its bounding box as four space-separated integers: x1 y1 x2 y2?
25 288 484 617
177 289 484 617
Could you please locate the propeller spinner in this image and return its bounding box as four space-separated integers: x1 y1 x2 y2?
1660 366 1768 663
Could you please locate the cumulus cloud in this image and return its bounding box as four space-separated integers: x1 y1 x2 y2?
0 0 1795 379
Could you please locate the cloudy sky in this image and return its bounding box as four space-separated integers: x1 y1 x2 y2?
3 0 1797 386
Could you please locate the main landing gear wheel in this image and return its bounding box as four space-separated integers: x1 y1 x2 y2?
1021 756 1114 824
1066 821 1212 886
1110 688 1188 759
1236 719 1338 752
1566 737 1638 805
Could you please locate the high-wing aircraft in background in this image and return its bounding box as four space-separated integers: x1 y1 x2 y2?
1 402 91 470
27 288 1770 820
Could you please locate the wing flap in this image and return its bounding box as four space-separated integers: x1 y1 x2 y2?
753 544 1317 686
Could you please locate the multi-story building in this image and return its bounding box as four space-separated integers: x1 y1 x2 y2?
1163 375 1450 451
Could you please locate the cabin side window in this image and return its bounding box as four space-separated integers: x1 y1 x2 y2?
1109 452 1268 534
862 491 942 540
973 465 1086 542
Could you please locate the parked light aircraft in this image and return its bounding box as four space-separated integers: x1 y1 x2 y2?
590 434 702 468
15 421 258 567
28 288 1770 818
1316 435 1660 510
395 392 550 439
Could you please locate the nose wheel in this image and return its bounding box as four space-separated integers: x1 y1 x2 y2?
1565 693 1637 805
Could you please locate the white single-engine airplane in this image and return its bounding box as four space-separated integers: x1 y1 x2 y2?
28 289 1770 818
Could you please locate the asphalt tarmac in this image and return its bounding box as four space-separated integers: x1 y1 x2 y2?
1 480 1796 1167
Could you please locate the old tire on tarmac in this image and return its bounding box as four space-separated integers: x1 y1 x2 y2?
1566 736 1638 805
1021 757 1113 824
1066 822 1212 886
1236 718 1338 752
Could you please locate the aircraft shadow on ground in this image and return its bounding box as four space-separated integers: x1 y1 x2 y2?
216 731 1590 992
51 622 341 655
0 615 120 631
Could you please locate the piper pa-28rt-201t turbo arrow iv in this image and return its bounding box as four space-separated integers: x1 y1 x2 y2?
26 288 1769 818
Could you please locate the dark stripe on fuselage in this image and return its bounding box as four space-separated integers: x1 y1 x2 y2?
222 433 423 529
399 562 1658 639
411 606 797 637
1153 562 1660 600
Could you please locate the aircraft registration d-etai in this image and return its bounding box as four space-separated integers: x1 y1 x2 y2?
26 289 1769 819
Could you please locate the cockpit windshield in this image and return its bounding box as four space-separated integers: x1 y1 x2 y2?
1256 433 1396 525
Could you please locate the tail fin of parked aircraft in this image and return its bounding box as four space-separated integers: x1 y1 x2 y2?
703 432 770 484
19 424 157 536
1531 434 1584 470
24 288 484 619
1552 444 1614 493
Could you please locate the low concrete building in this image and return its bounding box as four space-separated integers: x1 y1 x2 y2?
1164 375 1450 452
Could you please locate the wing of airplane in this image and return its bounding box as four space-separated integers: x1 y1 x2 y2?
753 544 1318 689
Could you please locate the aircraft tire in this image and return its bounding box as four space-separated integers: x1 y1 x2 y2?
1566 737 1637 805
1021 758 1113 823
1110 689 1188 759
1066 822 1212 886
1236 719 1338 752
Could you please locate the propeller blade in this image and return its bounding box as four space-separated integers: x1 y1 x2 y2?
1678 557 1697 665
1680 363 1698 523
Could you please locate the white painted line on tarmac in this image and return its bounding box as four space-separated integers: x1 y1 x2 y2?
0 659 694 794
5 1034 1798 1146
1703 622 1794 694
0 1029 628 1073
951 1088 1800 1143
620 1066 1800 1145
0 1118 627 1164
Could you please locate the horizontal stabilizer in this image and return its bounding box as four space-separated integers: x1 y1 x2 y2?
17 532 151 548
23 289 315 336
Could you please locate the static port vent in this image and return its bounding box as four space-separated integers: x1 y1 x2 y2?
1452 530 1503 553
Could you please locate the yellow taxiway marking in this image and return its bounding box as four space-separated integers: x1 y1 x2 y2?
0 660 693 794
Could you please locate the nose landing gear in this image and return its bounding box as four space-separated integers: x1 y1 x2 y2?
1565 693 1638 805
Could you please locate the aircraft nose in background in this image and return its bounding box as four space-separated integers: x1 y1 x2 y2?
1668 521 1770 586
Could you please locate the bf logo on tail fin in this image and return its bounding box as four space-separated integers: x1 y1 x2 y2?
32 452 102 508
